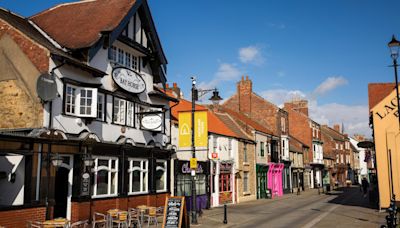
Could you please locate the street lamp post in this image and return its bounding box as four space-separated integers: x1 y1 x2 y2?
190 77 222 224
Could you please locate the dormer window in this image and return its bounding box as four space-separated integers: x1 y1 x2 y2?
109 45 140 72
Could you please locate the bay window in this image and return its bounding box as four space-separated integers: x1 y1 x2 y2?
92 157 118 197
156 160 167 192
64 84 97 117
108 46 140 72
128 159 148 194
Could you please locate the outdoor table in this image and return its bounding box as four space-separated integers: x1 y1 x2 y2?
107 209 129 227
136 205 155 224
43 218 69 228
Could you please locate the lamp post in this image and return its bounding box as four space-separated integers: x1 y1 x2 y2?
190 77 222 224
388 35 400 129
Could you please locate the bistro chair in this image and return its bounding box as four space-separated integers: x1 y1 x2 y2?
156 206 164 222
112 211 129 228
27 221 43 228
128 208 142 228
70 220 89 228
144 207 158 228
92 212 106 228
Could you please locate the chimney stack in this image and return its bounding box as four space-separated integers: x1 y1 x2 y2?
237 75 253 116
166 82 182 99
284 99 309 117
333 124 341 132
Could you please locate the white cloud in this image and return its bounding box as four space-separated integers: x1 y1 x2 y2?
198 63 241 89
313 76 348 96
309 101 370 137
238 46 264 65
260 89 307 107
268 22 286 30
258 87 371 137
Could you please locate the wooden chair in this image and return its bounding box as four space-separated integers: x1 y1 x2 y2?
70 220 88 228
128 208 142 228
92 212 106 228
144 207 158 228
27 221 43 228
112 211 129 228
155 206 164 223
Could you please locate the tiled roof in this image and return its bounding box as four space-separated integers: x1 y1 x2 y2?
213 112 253 142
221 107 275 136
368 83 395 110
321 125 346 142
0 8 106 76
170 99 237 138
31 0 136 49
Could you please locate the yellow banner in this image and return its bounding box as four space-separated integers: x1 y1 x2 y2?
178 111 208 148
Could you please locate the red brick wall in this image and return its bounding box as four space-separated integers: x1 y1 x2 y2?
0 207 46 228
0 20 49 73
284 105 312 163
70 193 169 223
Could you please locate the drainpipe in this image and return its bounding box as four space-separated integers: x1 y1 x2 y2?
48 62 65 129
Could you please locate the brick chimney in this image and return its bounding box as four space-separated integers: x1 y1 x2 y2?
166 82 183 99
333 124 341 132
237 75 252 116
284 99 309 117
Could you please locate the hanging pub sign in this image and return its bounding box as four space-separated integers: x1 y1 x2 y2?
112 67 146 94
141 113 163 131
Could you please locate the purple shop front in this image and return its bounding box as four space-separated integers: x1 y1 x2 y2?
175 160 210 212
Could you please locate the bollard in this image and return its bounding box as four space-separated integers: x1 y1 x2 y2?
223 204 228 224
318 184 320 195
297 187 301 195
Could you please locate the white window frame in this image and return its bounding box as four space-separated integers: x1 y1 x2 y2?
128 158 148 195
96 93 105 121
156 159 167 193
113 97 126 125
109 46 140 72
65 84 98 118
127 101 135 127
243 172 249 192
92 156 119 198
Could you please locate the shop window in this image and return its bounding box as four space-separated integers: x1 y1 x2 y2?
176 174 206 196
243 172 248 192
219 174 231 192
64 84 98 118
156 160 167 192
128 158 148 194
92 157 118 197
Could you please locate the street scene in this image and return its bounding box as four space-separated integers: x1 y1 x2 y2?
0 0 399 227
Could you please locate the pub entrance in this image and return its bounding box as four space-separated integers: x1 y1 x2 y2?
53 155 73 219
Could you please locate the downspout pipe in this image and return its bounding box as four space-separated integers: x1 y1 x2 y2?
48 61 65 129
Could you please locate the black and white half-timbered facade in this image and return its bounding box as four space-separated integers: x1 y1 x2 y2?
0 0 176 225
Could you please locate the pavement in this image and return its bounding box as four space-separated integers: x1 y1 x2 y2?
190 187 386 228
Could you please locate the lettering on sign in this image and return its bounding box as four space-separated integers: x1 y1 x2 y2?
141 113 163 131
112 67 146 94
375 96 399 120
181 162 203 174
162 196 185 228
81 172 90 196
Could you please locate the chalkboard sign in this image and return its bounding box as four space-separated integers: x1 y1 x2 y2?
162 196 185 228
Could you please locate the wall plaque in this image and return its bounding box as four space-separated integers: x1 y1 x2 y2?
112 67 146 94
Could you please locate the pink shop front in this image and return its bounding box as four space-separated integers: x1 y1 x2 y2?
267 163 284 198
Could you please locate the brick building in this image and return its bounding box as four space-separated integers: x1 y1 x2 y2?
0 1 176 226
223 76 290 195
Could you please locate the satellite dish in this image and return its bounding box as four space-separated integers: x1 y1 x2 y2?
36 73 57 102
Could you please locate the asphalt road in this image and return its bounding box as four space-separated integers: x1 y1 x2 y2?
196 187 386 228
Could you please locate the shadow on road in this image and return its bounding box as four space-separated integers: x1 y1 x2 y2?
327 186 378 210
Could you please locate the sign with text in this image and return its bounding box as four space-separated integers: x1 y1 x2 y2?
112 67 146 94
162 196 185 228
141 113 163 131
190 158 197 169
178 111 208 148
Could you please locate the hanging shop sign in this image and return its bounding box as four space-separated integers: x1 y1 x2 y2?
112 67 146 94
141 113 163 131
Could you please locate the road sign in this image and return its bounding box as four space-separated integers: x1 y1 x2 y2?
212 152 218 159
190 158 197 169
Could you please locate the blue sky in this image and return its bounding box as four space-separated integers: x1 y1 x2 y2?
2 0 400 136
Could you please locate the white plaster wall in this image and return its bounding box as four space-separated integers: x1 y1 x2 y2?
0 155 25 205
350 137 368 182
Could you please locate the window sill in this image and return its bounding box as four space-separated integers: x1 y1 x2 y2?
128 191 149 196
156 190 168 194
91 194 118 199
243 162 250 166
243 192 251 196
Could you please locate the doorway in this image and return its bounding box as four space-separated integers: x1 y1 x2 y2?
53 155 73 219
54 167 69 218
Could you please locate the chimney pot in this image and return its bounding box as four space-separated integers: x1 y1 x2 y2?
166 83 169 88
173 83 177 88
